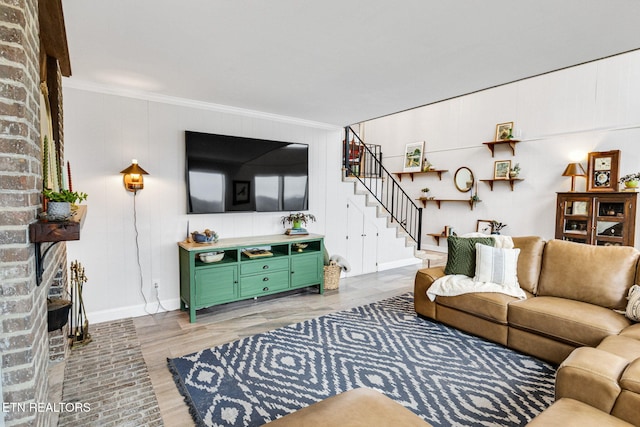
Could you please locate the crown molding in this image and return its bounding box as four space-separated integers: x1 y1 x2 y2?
62 79 342 131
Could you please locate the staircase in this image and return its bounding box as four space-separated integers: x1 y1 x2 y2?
342 127 426 256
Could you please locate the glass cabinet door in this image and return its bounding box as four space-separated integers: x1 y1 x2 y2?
560 198 592 244
594 198 626 246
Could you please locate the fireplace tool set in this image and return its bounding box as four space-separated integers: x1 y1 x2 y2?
69 260 91 346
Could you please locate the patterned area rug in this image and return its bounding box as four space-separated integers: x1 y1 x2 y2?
168 294 555 427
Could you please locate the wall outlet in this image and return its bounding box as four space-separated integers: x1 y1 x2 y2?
153 280 160 289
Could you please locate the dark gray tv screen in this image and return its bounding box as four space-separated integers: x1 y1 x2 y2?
185 131 309 214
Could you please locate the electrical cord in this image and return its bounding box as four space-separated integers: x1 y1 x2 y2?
133 191 169 314
133 191 153 315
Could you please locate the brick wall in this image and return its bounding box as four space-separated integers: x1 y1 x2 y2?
0 1 67 425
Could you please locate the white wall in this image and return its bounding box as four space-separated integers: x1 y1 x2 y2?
62 86 417 323
363 50 640 249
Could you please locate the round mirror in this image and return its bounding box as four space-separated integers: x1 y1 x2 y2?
454 167 474 192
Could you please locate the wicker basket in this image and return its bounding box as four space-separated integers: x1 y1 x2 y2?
324 262 341 290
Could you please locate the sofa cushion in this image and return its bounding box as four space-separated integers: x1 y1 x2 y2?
620 323 640 340
537 239 639 310
474 243 520 286
508 296 632 347
620 358 640 394
526 398 634 427
437 290 533 324
511 236 545 294
444 236 495 277
597 335 640 362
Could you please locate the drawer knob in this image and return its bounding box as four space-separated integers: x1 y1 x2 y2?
263 277 269 281
263 286 269 291
262 265 269 269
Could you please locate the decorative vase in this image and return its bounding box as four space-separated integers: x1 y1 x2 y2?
509 171 519 178
625 180 639 188
293 220 303 229
47 201 71 220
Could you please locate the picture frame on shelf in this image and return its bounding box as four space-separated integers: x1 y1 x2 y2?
494 160 511 179
586 150 620 192
572 201 589 216
403 141 424 172
495 122 514 141
476 219 494 235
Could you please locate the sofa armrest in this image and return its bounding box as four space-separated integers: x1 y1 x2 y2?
556 347 628 413
414 266 445 319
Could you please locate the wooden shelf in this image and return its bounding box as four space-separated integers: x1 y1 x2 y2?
416 198 477 211
482 140 520 157
29 205 87 286
480 178 524 191
427 233 449 245
394 169 448 182
29 205 87 243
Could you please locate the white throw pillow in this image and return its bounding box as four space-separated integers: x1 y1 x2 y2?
627 285 640 322
474 243 520 286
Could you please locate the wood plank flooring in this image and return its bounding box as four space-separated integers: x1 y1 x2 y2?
133 257 445 426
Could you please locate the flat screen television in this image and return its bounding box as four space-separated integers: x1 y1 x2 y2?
185 131 309 214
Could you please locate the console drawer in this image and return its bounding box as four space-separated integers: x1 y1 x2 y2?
240 257 289 275
240 270 289 297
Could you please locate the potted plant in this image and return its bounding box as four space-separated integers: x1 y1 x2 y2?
619 172 640 189
509 163 521 178
420 187 430 198
43 188 88 220
490 221 507 235
281 212 316 229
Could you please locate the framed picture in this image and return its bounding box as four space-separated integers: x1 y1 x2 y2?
233 181 250 204
572 201 588 216
476 219 494 235
494 160 511 179
495 122 514 141
586 150 620 192
403 141 424 172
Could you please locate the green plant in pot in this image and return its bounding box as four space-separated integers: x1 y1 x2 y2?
619 172 640 189
43 188 88 220
281 212 316 230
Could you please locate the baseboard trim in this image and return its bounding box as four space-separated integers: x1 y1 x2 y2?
88 298 182 324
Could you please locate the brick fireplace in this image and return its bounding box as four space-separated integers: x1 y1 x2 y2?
1 1 73 425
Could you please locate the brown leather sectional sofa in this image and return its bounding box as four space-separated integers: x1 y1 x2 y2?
415 237 640 426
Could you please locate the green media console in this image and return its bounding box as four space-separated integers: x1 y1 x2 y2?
178 233 325 322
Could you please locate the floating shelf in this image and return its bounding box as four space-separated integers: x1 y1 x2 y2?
416 198 477 211
480 178 524 191
427 233 448 245
394 169 448 182
482 140 520 157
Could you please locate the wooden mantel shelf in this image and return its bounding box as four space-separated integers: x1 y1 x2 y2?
482 140 520 157
394 169 448 182
29 205 87 243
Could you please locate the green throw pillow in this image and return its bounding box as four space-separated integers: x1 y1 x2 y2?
444 236 495 277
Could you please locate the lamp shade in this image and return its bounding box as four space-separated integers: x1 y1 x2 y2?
562 163 586 177
562 162 586 192
120 159 149 192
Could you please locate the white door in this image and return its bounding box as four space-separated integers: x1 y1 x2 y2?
345 199 378 276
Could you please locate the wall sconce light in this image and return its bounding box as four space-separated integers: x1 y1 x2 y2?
562 162 586 192
120 159 149 193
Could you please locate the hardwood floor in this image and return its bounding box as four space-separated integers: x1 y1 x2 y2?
133 256 445 426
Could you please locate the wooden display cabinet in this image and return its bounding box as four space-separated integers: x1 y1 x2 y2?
555 192 637 247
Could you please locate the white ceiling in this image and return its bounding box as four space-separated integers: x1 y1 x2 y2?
61 1 640 127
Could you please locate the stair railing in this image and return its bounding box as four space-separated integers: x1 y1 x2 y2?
343 126 422 249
